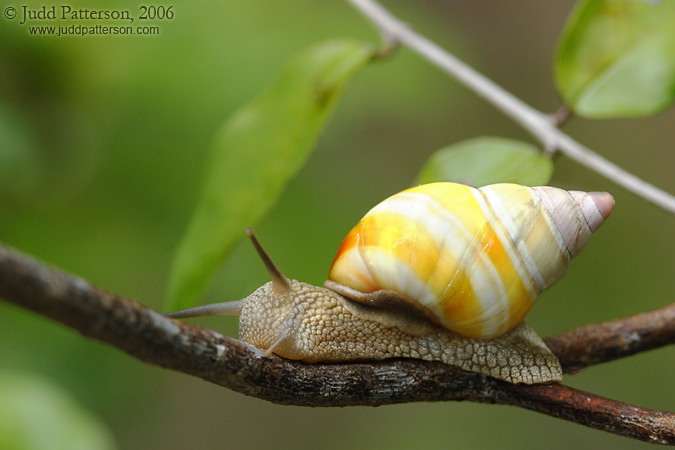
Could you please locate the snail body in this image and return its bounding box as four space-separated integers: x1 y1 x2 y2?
166 182 614 384
237 279 562 384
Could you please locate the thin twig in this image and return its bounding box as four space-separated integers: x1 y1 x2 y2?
347 0 675 214
545 303 675 373
0 243 673 444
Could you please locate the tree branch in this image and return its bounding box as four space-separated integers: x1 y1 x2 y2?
346 0 675 214
0 243 673 443
546 303 675 373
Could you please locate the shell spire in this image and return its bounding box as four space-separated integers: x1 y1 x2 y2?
534 188 614 258
569 191 615 232
328 182 614 340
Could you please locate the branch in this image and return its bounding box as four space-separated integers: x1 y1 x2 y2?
545 303 675 373
347 0 675 214
0 244 673 444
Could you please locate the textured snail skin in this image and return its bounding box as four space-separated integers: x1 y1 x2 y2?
329 182 614 340
239 281 562 385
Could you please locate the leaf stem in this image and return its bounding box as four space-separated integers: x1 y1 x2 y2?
551 105 573 127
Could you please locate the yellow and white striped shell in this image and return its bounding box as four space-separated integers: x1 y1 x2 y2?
328 182 614 339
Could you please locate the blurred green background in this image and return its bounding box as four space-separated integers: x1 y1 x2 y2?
0 0 673 449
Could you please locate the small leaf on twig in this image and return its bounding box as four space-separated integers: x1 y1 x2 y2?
555 0 675 118
416 137 553 187
166 40 374 312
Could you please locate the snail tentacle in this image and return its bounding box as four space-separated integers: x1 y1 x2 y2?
164 300 244 318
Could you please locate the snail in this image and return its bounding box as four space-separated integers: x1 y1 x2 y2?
166 182 614 384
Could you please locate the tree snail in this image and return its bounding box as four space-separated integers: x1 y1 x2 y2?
166 182 614 384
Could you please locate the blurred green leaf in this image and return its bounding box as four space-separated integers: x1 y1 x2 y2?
166 39 373 311
417 137 553 187
555 0 675 118
0 371 116 450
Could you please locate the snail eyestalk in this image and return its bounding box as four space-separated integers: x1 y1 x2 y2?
165 229 290 320
245 228 291 294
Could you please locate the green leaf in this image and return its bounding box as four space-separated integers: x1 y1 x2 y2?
0 371 116 450
555 0 675 118
416 137 553 187
166 40 373 312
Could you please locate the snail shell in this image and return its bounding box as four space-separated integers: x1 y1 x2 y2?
327 182 614 339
